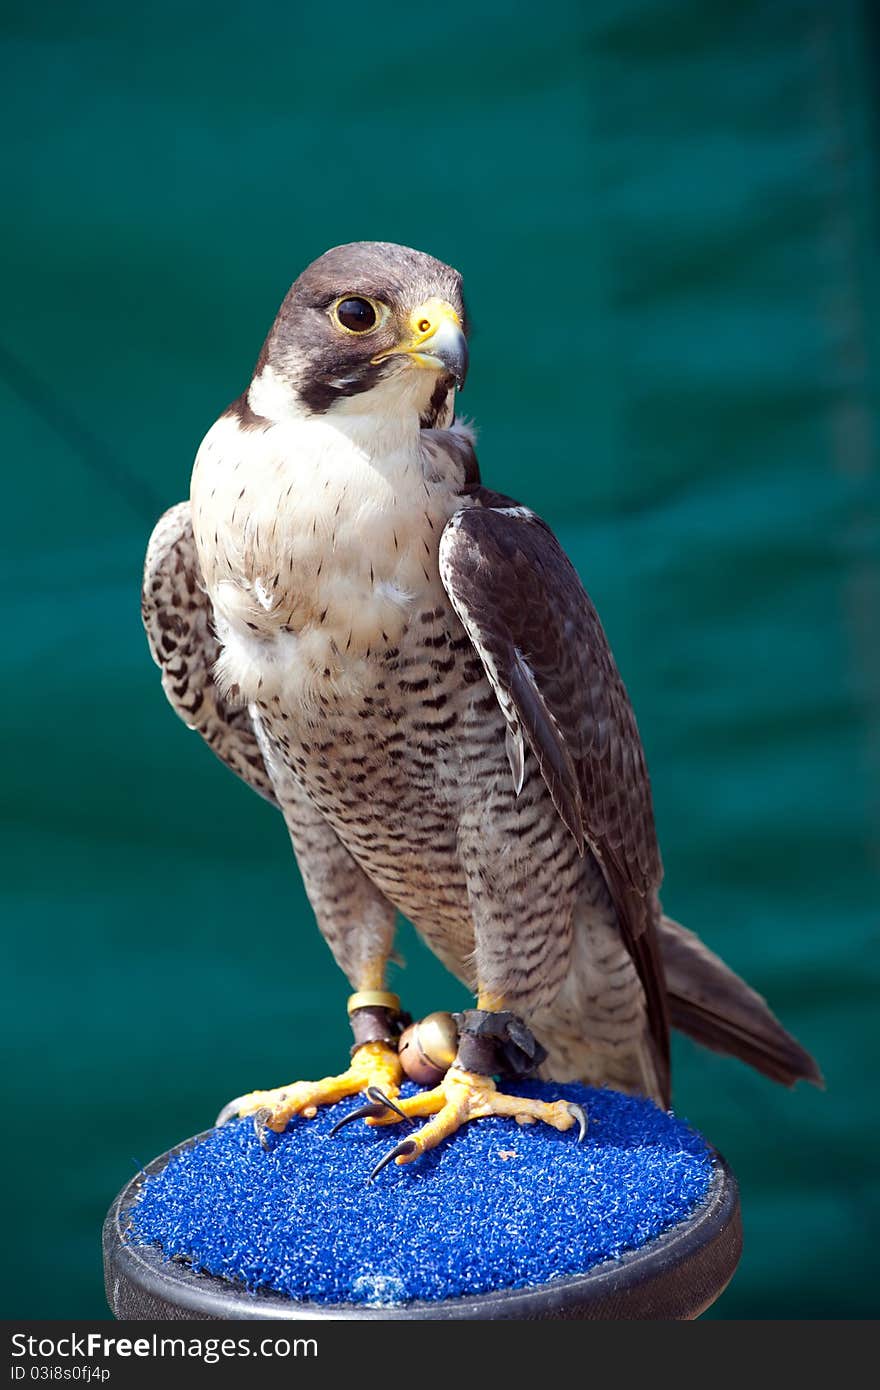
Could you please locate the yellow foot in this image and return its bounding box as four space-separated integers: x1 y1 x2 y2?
214 1042 403 1144
362 1068 587 1181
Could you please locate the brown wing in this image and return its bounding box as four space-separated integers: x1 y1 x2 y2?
141 501 277 805
439 495 670 1100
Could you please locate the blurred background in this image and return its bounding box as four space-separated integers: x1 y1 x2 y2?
2 0 877 1318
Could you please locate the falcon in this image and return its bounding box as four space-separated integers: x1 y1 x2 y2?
143 241 819 1177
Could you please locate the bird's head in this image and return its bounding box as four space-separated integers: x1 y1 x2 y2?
247 242 469 428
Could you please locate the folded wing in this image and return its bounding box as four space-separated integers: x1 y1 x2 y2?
141 501 277 805
440 495 670 1102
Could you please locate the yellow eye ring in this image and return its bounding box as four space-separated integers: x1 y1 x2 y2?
332 296 388 336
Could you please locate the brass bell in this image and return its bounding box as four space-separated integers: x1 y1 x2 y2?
398 1011 459 1086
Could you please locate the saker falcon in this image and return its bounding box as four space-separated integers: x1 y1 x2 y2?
143 241 820 1177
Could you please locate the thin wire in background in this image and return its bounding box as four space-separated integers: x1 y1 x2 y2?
0 341 164 525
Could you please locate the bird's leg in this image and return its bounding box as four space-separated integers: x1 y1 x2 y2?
215 988 405 1136
363 997 586 1179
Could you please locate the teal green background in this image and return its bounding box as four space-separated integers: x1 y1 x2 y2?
2 0 877 1318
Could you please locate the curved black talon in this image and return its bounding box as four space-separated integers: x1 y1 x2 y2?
365 1087 412 1124
328 1101 386 1135
368 1137 417 1184
328 1087 412 1137
252 1107 273 1151
567 1103 588 1144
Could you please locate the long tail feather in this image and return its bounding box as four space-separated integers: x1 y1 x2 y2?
659 916 823 1088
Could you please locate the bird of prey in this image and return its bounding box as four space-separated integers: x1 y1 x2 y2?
143 241 820 1176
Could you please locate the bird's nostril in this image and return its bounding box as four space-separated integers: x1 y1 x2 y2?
417 318 431 334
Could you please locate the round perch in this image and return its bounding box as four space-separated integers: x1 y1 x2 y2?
104 1083 742 1320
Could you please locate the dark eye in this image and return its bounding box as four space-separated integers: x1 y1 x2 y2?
335 297 379 333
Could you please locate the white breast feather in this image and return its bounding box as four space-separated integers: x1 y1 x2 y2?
190 383 466 709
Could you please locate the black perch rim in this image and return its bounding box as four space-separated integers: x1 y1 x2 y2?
104 1131 742 1320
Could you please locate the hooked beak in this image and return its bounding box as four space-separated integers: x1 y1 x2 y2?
372 298 469 390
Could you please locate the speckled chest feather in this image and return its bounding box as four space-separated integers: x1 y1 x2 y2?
259 601 505 908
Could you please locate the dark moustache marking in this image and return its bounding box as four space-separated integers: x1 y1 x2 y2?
221 393 274 432
296 359 387 415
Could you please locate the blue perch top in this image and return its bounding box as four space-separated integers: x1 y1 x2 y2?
126 1081 713 1307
